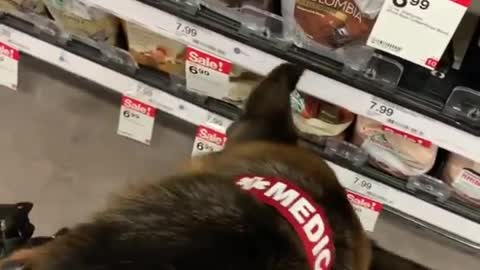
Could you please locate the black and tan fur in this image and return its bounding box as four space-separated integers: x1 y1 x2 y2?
0 64 429 270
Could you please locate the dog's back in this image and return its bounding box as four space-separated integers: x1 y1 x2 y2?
0 64 372 270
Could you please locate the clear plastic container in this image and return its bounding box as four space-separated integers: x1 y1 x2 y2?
444 86 480 127
0 0 46 14
407 174 452 202
324 137 368 167
43 0 120 45
201 0 289 43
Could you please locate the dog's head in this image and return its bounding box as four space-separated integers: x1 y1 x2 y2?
226 63 304 146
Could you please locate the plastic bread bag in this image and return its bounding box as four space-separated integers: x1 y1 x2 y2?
43 0 119 45
442 153 480 206
352 116 438 178
123 21 187 78
0 0 46 13
281 0 383 65
290 90 355 142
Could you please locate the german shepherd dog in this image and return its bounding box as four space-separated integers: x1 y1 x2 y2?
0 64 429 270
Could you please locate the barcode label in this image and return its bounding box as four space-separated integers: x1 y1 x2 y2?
370 37 402 53
385 118 425 137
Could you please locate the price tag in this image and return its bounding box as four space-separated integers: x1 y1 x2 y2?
0 41 19 91
117 96 157 145
368 0 471 69
186 47 232 100
343 174 394 205
347 191 383 232
367 98 395 119
192 124 227 157
176 20 199 41
206 113 232 129
366 96 429 139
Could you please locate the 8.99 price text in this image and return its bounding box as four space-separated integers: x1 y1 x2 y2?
393 0 430 9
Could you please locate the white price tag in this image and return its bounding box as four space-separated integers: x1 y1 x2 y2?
175 20 199 41
192 124 227 157
186 47 232 100
366 97 429 139
117 96 157 145
0 41 19 91
347 191 383 232
343 174 394 205
368 0 471 69
206 113 232 130
367 98 396 119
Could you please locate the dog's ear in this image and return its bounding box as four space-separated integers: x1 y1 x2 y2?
226 63 304 146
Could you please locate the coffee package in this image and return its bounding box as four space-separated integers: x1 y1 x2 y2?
282 0 384 64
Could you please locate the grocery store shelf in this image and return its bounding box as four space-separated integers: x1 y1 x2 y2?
327 161 480 249
0 16 233 129
83 0 480 163
2 12 480 250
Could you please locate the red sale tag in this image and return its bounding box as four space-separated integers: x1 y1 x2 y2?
0 41 19 91
117 96 157 145
381 125 432 148
347 191 383 232
186 47 232 74
192 124 227 157
186 47 233 100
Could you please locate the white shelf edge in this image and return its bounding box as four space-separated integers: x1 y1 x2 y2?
2 21 479 248
328 161 480 246
0 24 232 129
83 0 480 163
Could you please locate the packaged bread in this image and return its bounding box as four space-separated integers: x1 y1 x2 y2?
43 0 119 45
282 0 383 49
291 91 354 141
352 116 437 178
443 153 480 206
123 21 186 77
0 0 46 13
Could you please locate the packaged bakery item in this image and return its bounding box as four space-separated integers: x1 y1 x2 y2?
43 0 119 45
123 21 186 78
352 116 437 178
224 66 263 104
443 153 480 206
282 0 384 65
0 0 46 13
291 91 355 141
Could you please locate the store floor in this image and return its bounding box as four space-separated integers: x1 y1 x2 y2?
0 56 478 269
